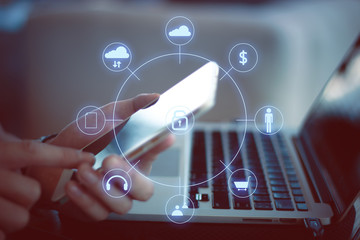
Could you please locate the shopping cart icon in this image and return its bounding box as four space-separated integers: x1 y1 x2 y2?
234 176 251 191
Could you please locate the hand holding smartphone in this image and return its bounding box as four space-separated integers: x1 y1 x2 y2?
53 61 219 201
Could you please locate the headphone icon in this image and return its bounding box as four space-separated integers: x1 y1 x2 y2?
106 175 129 191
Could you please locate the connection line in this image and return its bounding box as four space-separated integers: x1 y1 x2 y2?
127 67 140 80
105 119 123 122
179 176 189 209
236 119 255 122
220 160 233 174
219 67 233 81
178 45 181 64
127 159 141 173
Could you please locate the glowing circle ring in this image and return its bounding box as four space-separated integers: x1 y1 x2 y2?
112 52 248 188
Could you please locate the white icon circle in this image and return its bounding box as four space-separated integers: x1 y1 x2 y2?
165 194 195 224
76 106 106 135
102 169 132 198
254 105 284 135
228 168 258 198
165 106 195 135
165 16 195 46
102 42 132 72
228 43 258 73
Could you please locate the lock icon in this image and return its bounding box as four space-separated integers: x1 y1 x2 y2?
172 110 188 131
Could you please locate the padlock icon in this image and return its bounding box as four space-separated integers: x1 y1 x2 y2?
172 110 188 131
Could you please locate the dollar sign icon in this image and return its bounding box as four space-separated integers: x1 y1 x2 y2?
239 50 248 66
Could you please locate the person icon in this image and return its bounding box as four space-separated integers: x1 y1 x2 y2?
171 205 183 217
264 108 273 133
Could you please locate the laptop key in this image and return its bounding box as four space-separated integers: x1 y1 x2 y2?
253 195 271 202
250 181 266 188
196 193 209 202
228 131 244 167
275 199 294 211
286 169 296 175
267 168 282 173
290 182 300 189
294 196 305 203
268 173 284 180
296 203 308 211
287 174 298 181
273 192 291 199
292 189 303 196
253 188 269 195
271 186 288 193
188 192 199 208
233 197 252 209
266 162 280 167
190 131 208 187
270 179 286 186
212 191 230 209
213 176 228 186
254 202 273 210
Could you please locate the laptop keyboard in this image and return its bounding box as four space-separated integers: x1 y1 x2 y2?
188 128 308 212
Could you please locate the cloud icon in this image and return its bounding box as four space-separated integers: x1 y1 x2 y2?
105 46 130 59
168 25 191 37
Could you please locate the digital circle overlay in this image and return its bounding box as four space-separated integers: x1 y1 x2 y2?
165 106 195 135
228 168 258 198
228 43 258 73
254 105 284 135
76 106 106 135
102 168 132 198
165 194 195 224
102 42 132 72
112 54 247 188
165 16 195 46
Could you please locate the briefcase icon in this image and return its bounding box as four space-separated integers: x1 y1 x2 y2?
172 110 188 130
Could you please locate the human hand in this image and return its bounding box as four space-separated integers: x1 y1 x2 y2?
28 93 174 220
65 138 174 221
0 125 94 238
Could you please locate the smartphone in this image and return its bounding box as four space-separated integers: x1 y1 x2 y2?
52 61 219 202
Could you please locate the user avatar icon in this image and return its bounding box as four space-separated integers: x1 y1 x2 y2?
265 108 273 133
165 194 195 224
254 106 284 135
171 205 183 217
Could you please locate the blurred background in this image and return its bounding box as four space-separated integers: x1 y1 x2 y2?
0 0 359 139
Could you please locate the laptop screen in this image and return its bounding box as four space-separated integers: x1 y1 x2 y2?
299 36 360 217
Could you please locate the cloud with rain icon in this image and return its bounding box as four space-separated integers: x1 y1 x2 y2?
168 25 191 37
105 46 130 59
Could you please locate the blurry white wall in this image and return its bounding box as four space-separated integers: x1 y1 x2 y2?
21 0 360 138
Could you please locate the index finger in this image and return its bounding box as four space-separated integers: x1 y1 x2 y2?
49 93 160 152
0 140 94 170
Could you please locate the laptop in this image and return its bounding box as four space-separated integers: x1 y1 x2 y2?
97 35 360 227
